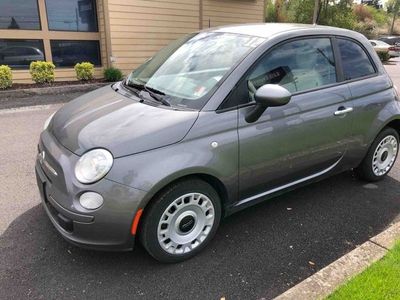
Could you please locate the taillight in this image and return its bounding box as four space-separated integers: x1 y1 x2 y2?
389 47 395 51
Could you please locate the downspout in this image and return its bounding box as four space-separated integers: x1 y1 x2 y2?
102 0 113 68
199 0 203 30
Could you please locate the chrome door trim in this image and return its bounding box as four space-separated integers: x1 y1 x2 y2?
235 157 343 207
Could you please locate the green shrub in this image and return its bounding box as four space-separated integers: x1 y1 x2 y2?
30 61 55 84
353 19 378 39
265 0 277 22
103 67 123 82
377 51 390 62
366 6 388 26
0 65 12 89
74 62 94 81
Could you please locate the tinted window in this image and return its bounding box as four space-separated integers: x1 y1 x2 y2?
45 0 98 32
0 39 44 68
51 40 101 67
0 0 40 30
338 39 375 80
248 38 337 95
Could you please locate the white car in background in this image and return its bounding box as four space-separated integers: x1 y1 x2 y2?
370 39 400 58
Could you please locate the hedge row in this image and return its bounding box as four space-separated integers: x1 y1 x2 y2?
0 61 124 89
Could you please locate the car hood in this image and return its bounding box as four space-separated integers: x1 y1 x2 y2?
50 85 199 158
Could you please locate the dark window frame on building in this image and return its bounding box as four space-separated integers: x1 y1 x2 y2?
50 40 101 68
45 0 99 33
0 39 45 69
0 0 41 30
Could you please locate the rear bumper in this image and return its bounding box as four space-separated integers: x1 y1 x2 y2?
35 131 148 251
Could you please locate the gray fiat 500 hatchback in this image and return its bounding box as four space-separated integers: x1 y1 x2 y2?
36 23 400 262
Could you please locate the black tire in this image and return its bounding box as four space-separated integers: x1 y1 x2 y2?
355 127 399 182
139 178 222 263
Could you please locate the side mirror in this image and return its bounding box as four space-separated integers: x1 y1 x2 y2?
245 84 291 123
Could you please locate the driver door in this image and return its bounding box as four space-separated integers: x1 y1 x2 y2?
232 37 354 203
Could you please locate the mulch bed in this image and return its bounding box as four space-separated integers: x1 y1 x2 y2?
5 79 108 91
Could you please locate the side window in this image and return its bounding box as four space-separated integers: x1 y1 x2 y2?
221 37 337 109
248 38 337 97
337 38 375 80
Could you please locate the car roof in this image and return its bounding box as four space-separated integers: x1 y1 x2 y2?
207 23 356 39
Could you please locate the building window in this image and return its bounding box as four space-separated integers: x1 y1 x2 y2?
51 40 101 67
0 0 41 30
0 39 45 68
45 0 98 32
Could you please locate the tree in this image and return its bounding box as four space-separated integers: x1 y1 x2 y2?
285 0 356 29
313 0 320 23
389 0 400 34
364 0 382 9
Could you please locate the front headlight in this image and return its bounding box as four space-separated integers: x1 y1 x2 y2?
75 149 113 184
43 112 56 130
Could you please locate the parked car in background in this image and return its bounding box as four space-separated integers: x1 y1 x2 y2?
0 46 44 68
378 36 400 46
36 24 400 263
370 40 400 58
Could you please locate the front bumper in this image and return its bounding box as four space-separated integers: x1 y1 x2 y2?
35 130 147 251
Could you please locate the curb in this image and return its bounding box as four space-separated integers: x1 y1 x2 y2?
0 82 110 99
274 221 400 300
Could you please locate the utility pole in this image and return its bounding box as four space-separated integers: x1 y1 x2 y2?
312 0 319 24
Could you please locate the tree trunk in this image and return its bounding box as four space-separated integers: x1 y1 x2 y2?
391 0 400 35
313 0 320 24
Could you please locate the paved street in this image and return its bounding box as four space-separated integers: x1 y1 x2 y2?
1 61 400 300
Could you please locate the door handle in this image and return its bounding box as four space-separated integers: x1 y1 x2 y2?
334 107 353 116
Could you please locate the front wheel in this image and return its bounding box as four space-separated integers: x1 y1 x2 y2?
355 127 399 182
139 179 221 263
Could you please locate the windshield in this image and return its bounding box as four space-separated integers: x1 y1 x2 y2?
125 32 264 109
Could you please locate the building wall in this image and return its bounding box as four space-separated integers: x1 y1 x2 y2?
4 0 265 83
107 0 265 75
106 0 200 75
202 0 265 28
1 0 104 83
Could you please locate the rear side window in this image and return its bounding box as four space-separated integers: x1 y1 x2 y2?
337 39 376 80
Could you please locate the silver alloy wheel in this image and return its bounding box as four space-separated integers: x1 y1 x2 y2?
157 192 215 255
372 135 398 176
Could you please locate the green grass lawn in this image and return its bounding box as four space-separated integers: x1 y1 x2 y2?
327 241 400 300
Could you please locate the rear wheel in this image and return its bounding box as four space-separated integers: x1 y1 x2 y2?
355 127 399 182
139 179 221 263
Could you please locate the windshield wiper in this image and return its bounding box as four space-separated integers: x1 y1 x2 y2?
124 79 171 107
122 80 145 102
143 85 171 107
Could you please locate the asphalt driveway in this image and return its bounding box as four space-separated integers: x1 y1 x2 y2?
1 61 400 299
